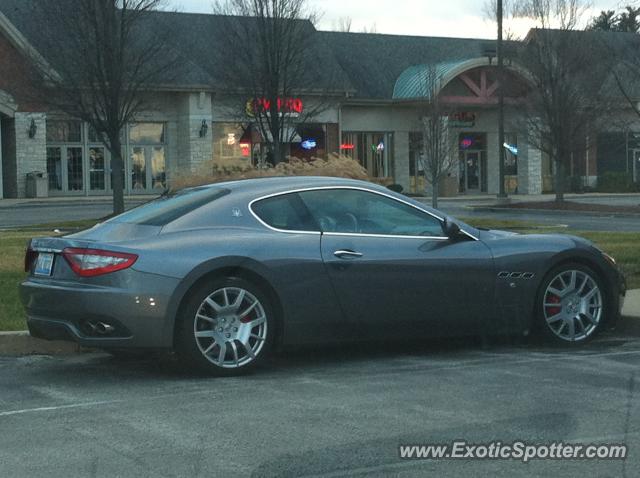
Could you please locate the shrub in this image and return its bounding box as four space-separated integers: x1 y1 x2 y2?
171 154 370 191
596 172 638 193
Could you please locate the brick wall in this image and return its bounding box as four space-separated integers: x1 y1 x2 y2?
0 32 44 112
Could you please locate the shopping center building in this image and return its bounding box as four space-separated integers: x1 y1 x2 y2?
1 1 639 199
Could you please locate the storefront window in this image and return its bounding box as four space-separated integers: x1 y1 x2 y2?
46 121 82 143
130 123 165 144
129 123 166 191
46 120 83 195
212 123 253 168
504 133 518 176
290 124 326 159
341 132 394 183
89 147 106 191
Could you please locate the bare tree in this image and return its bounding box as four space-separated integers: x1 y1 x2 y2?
361 22 378 34
32 0 176 214
513 0 591 29
515 0 609 202
212 0 335 165
333 16 352 32
483 0 523 39
415 67 458 208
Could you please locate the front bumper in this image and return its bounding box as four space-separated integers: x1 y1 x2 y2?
20 271 180 349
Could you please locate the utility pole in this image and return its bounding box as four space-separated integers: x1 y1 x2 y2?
497 0 507 198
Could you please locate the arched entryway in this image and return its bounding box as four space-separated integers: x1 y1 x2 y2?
393 58 535 195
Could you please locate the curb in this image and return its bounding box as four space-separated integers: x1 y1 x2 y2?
0 200 149 211
0 331 82 356
467 206 640 218
615 316 640 337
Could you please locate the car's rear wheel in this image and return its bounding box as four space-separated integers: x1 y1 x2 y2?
537 263 605 344
175 277 274 375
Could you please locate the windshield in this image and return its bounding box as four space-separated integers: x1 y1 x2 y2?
108 187 230 226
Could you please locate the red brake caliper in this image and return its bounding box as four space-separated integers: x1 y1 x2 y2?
239 311 254 324
546 294 561 316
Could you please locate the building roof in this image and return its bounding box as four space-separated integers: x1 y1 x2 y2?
318 31 504 99
1 1 639 102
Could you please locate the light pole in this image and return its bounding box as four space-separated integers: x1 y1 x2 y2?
497 0 507 199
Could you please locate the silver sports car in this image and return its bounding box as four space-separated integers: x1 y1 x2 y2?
21 177 626 374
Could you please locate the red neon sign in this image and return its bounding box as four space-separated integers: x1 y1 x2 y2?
240 142 251 157
247 97 304 117
340 143 355 150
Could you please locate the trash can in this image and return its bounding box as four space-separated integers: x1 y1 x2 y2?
26 171 48 198
439 175 458 197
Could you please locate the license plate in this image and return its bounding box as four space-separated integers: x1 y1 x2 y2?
34 252 54 276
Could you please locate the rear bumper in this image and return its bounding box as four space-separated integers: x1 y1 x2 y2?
20 272 180 349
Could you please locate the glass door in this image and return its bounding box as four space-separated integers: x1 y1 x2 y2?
459 151 481 194
130 146 166 192
466 151 481 193
46 146 84 196
88 146 109 195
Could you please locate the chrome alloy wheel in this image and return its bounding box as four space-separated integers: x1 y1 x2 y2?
193 287 267 368
543 270 603 342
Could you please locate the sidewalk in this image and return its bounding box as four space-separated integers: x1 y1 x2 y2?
433 192 640 206
0 195 156 209
623 289 640 319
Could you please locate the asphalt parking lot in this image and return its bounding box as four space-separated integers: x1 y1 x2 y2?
1 333 639 477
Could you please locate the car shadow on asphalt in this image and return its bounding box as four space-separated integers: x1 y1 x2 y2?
52 330 635 381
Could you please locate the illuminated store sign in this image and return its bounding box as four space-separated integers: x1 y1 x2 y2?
301 139 317 150
503 142 518 156
246 97 304 118
340 143 355 150
449 112 476 128
460 137 474 149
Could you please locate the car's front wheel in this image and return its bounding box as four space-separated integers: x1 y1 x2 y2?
537 263 605 344
175 277 274 375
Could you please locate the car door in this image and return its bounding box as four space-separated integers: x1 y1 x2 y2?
297 188 496 339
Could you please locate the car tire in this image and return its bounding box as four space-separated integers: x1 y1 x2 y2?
535 263 606 345
175 276 275 375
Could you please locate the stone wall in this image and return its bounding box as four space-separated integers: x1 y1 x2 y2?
14 112 46 198
178 92 213 174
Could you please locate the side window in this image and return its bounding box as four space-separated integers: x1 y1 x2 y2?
298 189 445 237
252 193 318 232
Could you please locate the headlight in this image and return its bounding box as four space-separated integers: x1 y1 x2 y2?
602 252 617 265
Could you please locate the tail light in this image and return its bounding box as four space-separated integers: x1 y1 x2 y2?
24 241 37 272
62 248 138 277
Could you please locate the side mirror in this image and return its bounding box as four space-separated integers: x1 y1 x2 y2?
443 219 461 239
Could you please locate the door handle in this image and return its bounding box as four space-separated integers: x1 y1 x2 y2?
334 249 363 259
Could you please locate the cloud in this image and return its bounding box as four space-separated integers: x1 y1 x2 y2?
168 0 624 39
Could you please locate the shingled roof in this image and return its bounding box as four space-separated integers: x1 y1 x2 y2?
318 31 504 99
1 0 639 102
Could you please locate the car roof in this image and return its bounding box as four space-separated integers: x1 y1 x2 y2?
195 176 387 197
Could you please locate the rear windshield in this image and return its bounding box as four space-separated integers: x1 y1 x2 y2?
110 187 230 226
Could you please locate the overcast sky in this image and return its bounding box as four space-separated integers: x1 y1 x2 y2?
170 0 626 39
